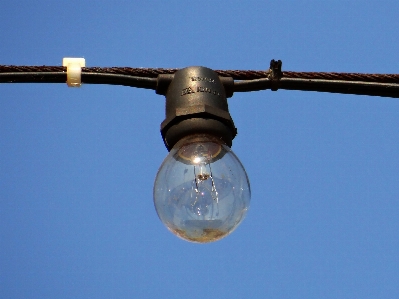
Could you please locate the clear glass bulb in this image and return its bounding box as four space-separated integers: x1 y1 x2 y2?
153 135 251 243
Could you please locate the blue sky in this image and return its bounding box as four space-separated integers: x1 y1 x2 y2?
1 1 399 298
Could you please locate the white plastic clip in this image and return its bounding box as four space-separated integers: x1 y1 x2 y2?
62 57 86 87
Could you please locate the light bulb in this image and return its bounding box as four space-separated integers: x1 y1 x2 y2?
153 135 251 243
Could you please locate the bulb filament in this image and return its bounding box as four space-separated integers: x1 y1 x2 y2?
193 156 219 204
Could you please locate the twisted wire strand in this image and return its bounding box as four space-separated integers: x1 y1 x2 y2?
1 65 399 97
1 65 399 83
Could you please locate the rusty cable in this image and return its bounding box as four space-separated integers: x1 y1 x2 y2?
1 64 399 97
1 65 399 83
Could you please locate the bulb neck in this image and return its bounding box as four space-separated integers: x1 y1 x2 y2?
157 66 237 151
173 134 226 149
173 134 227 165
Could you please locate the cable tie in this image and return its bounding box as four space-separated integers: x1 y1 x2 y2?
62 57 85 87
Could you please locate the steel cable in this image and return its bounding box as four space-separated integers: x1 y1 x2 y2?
2 65 399 82
1 64 399 97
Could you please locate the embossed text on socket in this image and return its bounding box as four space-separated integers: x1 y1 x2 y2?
197 86 221 96
190 77 215 83
181 87 195 96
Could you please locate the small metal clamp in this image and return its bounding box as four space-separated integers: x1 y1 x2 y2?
62 57 86 87
268 59 282 91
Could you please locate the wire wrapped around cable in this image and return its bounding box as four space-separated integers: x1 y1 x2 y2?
234 78 399 98
1 65 399 98
0 72 157 89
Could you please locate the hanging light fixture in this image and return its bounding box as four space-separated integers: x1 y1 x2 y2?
153 66 251 243
2 59 398 243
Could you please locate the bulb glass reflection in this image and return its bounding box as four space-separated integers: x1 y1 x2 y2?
154 135 251 243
